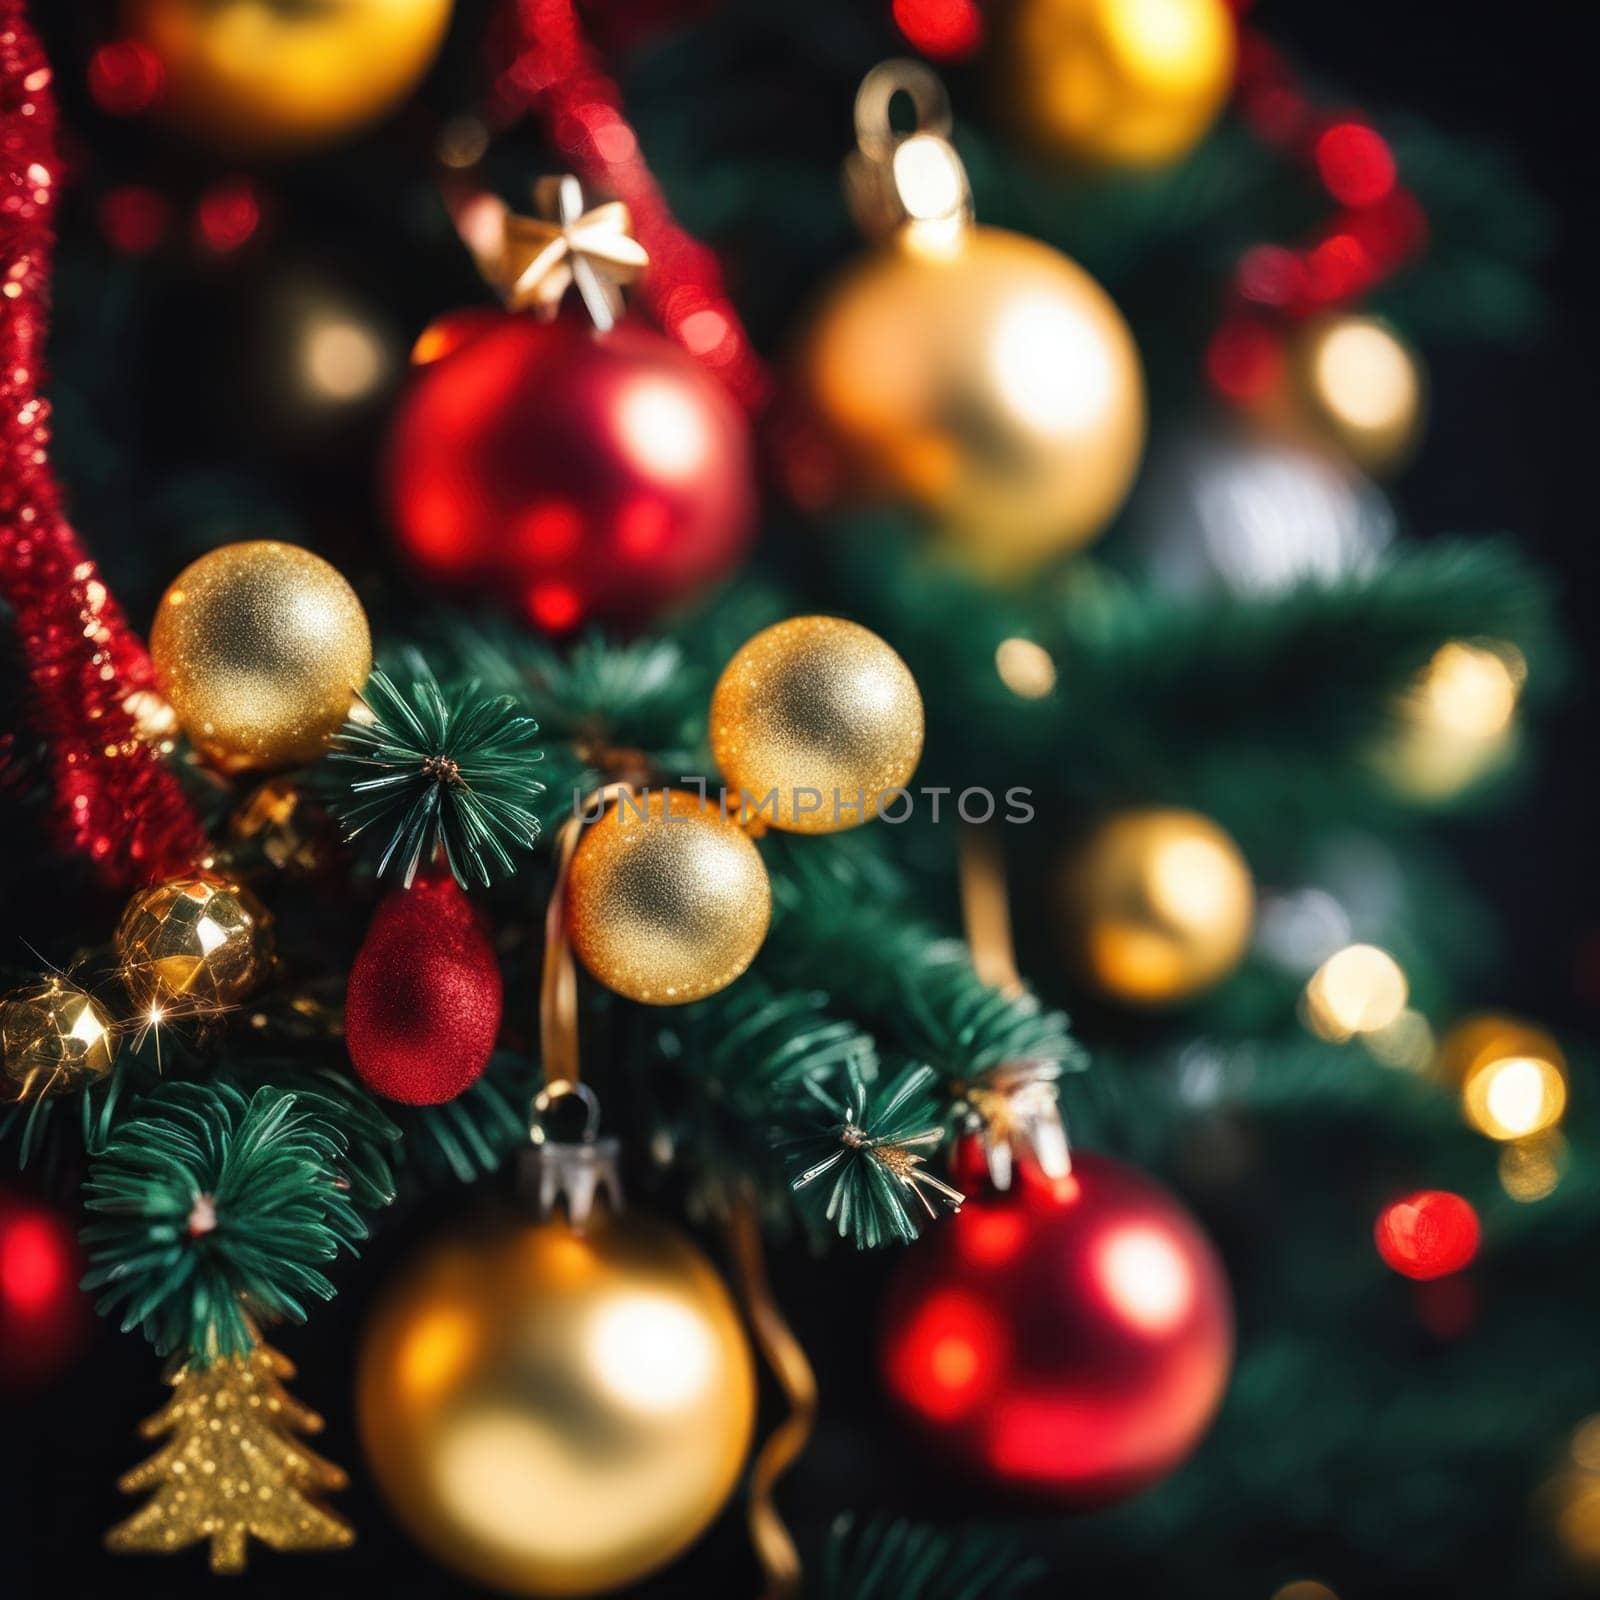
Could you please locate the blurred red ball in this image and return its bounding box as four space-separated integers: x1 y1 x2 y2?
346 879 502 1106
1374 1190 1480 1281
0 1190 89 1386
880 1150 1233 1506
384 312 755 632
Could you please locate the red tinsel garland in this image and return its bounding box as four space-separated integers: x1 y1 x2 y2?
491 0 772 414
1 3 206 884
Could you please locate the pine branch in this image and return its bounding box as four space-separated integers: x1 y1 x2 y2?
816 1518 1044 1600
788 1062 963 1249
328 650 544 888
388 1052 542 1185
82 1080 369 1359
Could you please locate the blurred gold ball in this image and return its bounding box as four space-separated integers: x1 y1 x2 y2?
122 0 453 156
710 617 924 832
151 541 371 773
0 977 118 1103
568 790 771 1004
795 227 1145 575
358 1206 755 1597
115 872 274 1014
1063 807 1253 1004
1292 314 1426 475
1001 0 1237 169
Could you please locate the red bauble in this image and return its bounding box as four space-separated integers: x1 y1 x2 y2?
0 1189 89 1386
384 312 756 632
346 880 503 1106
880 1150 1234 1506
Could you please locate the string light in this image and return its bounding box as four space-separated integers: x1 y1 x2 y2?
1303 943 1407 1041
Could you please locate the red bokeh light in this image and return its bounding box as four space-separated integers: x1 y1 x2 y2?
86 40 163 117
1206 317 1283 402
1 1194 88 1385
1374 1190 1481 1281
892 0 984 61
1315 122 1397 208
194 179 262 255
98 185 171 255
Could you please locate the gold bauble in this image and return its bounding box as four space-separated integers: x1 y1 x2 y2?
795 226 1145 575
1001 0 1237 168
150 541 372 773
0 977 118 1102
358 1206 756 1598
122 0 453 156
1063 807 1253 1004
568 790 771 1004
115 872 274 1014
228 776 338 877
1291 314 1426 475
710 616 925 832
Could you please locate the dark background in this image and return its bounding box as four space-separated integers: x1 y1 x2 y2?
5 2 1599 1597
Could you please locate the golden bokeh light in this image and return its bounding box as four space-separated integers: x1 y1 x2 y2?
1303 944 1408 1042
1464 1051 1566 1142
1498 1130 1566 1203
995 637 1057 699
1297 315 1425 474
1362 1007 1435 1072
1271 1584 1340 1600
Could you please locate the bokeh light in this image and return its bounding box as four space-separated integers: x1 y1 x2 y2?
995 637 1057 698
1498 1131 1566 1203
1374 1190 1479 1281
1303 944 1408 1041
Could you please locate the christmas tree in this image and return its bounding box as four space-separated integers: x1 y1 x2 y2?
1 2 1593 1597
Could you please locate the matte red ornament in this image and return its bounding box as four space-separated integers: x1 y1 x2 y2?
1374 1190 1479 1282
0 1188 89 1386
880 1149 1234 1506
384 311 755 632
346 880 503 1106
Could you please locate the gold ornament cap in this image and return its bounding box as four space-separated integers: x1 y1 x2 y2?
0 976 118 1102
710 617 924 834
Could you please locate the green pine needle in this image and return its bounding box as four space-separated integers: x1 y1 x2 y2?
390 1053 543 1186
789 1062 963 1249
817 1518 1044 1600
330 651 544 888
81 1080 369 1361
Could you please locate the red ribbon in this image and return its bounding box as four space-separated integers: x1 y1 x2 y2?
492 0 772 414
1 3 206 884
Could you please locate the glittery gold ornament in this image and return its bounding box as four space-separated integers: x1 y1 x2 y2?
122 0 453 156
150 541 372 773
795 64 1145 575
1000 0 1237 169
357 1205 755 1597
0 976 118 1102
1289 314 1426 476
107 1340 354 1574
1063 807 1254 1004
115 872 274 1015
568 790 770 1004
710 617 924 833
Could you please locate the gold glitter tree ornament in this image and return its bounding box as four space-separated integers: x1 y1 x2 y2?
107 1339 354 1574
115 871 274 1017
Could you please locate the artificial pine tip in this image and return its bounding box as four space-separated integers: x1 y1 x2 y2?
818 1518 1045 1600
329 651 545 889
789 1062 964 1249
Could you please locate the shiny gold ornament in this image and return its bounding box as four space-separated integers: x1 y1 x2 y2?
796 62 1145 577
150 541 372 773
1291 314 1426 475
1000 0 1238 169
115 872 274 1015
108 1340 354 1574
710 617 924 833
228 776 338 877
122 0 453 156
1063 807 1254 1004
567 790 771 1004
357 1205 756 1597
0 976 118 1102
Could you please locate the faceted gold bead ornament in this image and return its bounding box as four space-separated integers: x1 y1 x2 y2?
568 790 771 1004
1063 807 1254 1005
358 1206 756 1597
710 617 924 833
0 976 118 1102
115 872 274 1014
151 541 372 773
